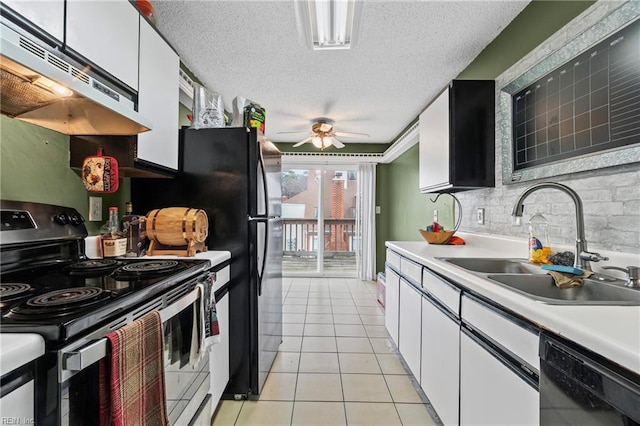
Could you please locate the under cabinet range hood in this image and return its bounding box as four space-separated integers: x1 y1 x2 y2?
0 20 152 135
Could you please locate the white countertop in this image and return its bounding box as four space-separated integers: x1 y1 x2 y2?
386 233 640 374
0 334 45 374
85 236 231 267
142 250 231 267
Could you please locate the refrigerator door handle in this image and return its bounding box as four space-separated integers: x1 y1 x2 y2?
259 219 268 297
248 216 269 297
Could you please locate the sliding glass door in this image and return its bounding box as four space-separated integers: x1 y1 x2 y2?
282 166 358 276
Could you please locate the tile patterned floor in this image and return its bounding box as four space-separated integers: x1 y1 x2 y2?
211 277 442 426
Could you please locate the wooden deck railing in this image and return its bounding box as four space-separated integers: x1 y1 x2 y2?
283 218 356 254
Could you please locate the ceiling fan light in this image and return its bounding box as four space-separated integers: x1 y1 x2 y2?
312 136 323 148
322 136 333 147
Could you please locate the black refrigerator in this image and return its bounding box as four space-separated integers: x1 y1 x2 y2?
132 126 282 399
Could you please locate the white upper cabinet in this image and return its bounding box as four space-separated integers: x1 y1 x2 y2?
2 0 65 42
137 17 180 170
419 80 495 193
419 87 450 192
65 0 139 90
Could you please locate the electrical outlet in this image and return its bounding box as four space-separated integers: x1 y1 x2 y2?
477 208 485 225
433 209 439 223
89 197 102 221
375 206 381 214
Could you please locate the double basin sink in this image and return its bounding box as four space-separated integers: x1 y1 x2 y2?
439 257 640 306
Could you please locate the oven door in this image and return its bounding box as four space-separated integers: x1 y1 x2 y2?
56 279 211 426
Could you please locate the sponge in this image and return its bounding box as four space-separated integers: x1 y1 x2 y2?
541 264 584 275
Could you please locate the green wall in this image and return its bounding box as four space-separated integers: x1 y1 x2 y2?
0 116 130 234
457 1 596 80
376 0 595 273
376 144 455 272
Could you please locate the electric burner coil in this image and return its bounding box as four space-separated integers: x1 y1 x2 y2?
8 286 114 319
1 283 32 299
111 260 184 280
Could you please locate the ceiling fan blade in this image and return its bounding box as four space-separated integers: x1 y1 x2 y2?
334 131 369 138
319 123 333 132
331 138 345 149
292 136 312 147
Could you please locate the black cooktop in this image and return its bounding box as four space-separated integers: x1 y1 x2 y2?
0 258 210 344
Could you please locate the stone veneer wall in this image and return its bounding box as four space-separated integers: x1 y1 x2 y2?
455 1 640 255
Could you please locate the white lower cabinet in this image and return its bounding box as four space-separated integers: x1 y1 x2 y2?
460 329 539 426
384 247 540 426
421 296 459 426
209 293 230 410
384 266 400 346
0 380 34 421
398 278 422 380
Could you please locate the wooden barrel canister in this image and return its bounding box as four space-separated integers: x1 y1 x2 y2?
146 207 208 247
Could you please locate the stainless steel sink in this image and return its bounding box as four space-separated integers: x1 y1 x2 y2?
439 257 640 305
440 257 544 274
486 274 640 306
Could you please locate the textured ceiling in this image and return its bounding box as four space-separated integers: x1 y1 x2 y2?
153 0 529 144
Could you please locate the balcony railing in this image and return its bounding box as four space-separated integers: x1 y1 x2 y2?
283 218 357 254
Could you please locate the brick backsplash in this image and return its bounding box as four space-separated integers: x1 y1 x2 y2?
456 163 640 255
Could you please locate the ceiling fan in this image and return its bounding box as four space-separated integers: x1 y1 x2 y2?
278 121 369 150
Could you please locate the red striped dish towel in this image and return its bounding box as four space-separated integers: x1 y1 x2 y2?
99 311 169 426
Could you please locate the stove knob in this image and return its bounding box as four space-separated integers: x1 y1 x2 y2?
54 212 70 225
69 212 85 226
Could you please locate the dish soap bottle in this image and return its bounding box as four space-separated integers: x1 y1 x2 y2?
528 211 551 264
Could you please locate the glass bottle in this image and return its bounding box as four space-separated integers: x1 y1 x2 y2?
122 202 144 257
528 211 551 264
101 207 126 257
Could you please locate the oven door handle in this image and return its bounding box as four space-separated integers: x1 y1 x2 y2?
63 285 203 372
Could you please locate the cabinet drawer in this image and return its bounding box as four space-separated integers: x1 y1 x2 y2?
386 249 401 270
422 268 460 316
400 257 422 286
461 295 539 371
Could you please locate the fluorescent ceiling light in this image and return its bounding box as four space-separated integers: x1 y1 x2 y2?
296 0 364 50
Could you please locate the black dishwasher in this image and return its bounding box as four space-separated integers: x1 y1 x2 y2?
540 333 640 425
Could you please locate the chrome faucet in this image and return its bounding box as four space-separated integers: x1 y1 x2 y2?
602 266 640 288
511 182 608 271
